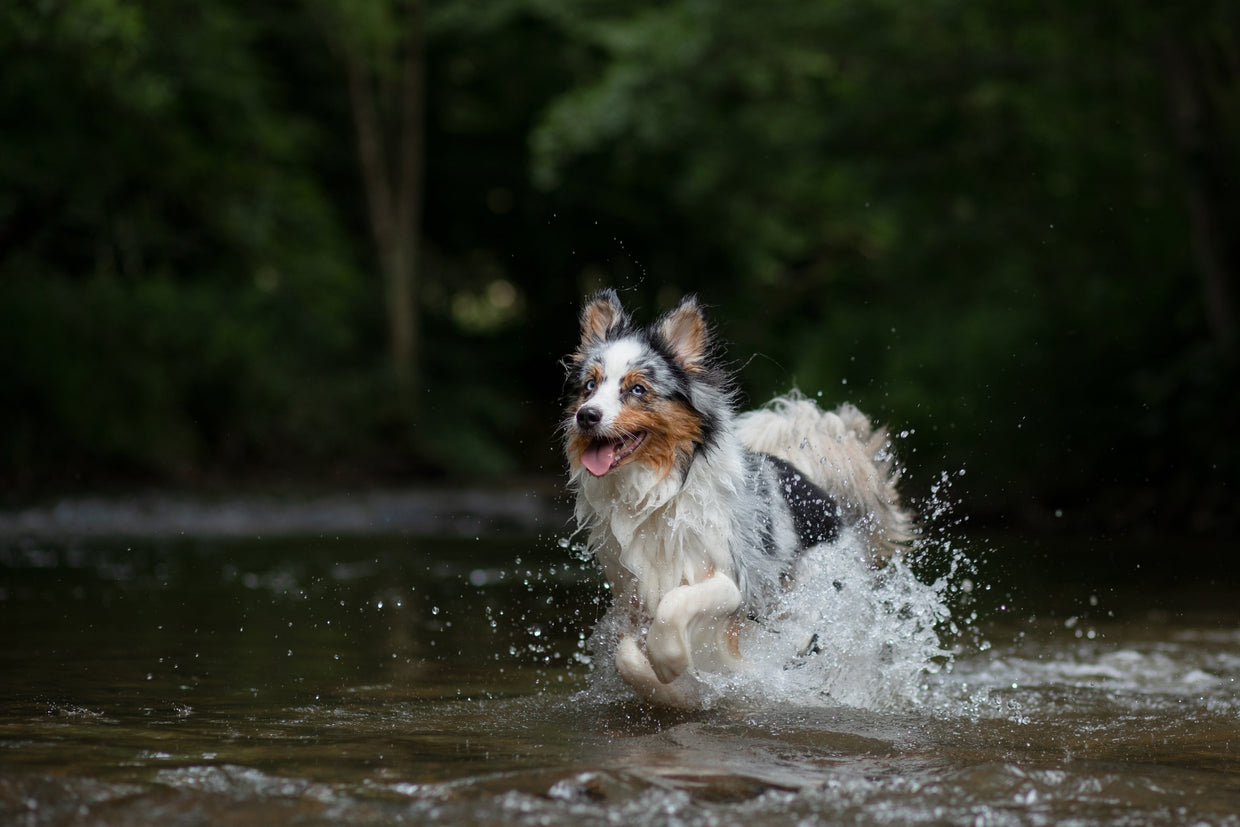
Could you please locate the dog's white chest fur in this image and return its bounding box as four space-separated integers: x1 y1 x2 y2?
573 450 739 613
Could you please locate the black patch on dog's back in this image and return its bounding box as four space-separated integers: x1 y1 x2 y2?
765 454 842 548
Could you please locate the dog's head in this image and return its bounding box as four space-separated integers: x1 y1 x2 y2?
563 290 728 479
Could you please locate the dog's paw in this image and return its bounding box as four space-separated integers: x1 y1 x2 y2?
614 635 699 707
645 620 690 684
615 635 652 682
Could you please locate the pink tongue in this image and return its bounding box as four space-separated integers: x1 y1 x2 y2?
581 440 617 476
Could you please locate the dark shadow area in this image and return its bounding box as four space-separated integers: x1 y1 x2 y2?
1 2 1236 557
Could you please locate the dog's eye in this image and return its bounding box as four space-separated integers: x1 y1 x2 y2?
629 384 647 397
584 378 597 392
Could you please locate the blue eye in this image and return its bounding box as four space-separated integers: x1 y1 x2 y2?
630 384 647 397
585 379 597 392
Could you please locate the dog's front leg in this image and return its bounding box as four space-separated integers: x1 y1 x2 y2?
645 575 743 684
614 635 699 707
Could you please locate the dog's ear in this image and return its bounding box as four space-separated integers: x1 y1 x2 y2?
658 294 709 371
580 288 626 345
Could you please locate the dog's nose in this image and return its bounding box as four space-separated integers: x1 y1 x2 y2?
576 406 603 429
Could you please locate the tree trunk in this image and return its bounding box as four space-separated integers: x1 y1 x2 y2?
342 0 426 410
1161 32 1238 356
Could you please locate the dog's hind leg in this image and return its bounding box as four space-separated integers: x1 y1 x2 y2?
645 575 743 684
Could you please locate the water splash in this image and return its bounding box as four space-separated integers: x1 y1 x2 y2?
578 518 976 711
546 458 986 711
716 529 954 709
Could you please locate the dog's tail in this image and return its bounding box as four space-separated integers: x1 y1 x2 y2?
735 391 915 561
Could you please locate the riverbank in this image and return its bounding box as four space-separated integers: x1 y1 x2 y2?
0 484 571 541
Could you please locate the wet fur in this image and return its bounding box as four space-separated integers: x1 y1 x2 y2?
563 290 914 707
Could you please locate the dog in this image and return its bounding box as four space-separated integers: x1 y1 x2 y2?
563 290 914 707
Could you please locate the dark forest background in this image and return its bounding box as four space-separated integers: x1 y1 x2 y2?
2 0 1236 535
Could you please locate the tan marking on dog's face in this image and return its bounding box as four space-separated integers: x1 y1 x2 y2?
620 368 648 393
577 363 603 400
565 364 702 479
609 395 702 476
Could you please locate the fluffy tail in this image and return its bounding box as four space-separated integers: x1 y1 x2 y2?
735 391 915 561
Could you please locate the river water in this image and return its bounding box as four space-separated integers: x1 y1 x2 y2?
1 500 1237 826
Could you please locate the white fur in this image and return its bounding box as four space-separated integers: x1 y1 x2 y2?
585 338 645 427
572 430 745 614
572 422 751 707
735 392 914 559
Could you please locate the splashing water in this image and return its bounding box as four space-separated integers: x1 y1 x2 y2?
567 454 980 710
719 530 954 708
580 520 973 711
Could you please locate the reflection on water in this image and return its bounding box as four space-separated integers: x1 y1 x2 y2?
1 530 1238 826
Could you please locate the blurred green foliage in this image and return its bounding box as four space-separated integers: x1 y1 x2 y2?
1 0 1236 531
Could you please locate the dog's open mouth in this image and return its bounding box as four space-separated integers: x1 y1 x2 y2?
580 431 646 477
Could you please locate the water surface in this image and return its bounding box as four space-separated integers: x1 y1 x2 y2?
2 526 1237 825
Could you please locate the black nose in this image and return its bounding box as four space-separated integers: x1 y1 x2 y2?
576 406 602 429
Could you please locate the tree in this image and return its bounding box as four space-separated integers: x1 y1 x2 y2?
310 0 427 413
1160 14 1240 356
0 0 366 485
522 0 1239 528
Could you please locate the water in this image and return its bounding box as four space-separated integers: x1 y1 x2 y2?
2 520 1238 825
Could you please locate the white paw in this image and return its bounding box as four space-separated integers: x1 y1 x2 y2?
645 619 690 684
615 635 652 684
614 635 698 708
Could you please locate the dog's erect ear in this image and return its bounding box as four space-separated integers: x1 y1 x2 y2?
580 288 626 345
658 294 709 371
